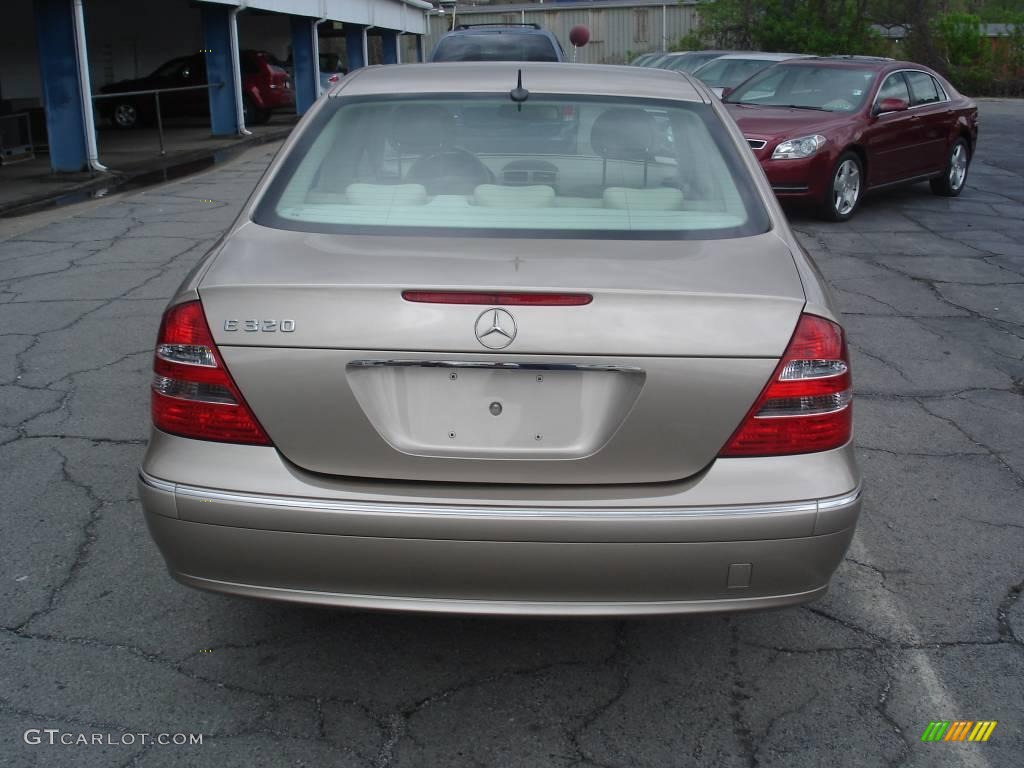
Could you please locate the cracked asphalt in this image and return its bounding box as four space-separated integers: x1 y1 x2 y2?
1 99 1021 768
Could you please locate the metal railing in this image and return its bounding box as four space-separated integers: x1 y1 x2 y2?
91 82 224 156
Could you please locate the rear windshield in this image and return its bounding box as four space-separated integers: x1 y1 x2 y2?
696 58 776 88
727 64 877 112
667 53 722 73
431 34 559 62
253 94 770 240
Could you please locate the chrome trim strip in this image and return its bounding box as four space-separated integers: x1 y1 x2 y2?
746 138 767 150
139 471 861 520
347 360 643 373
817 486 862 512
139 471 176 494
171 573 831 616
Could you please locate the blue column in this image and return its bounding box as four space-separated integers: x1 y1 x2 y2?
381 30 399 65
201 4 239 136
290 16 318 114
33 0 87 172
345 25 366 71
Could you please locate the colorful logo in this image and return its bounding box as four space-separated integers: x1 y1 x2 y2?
920 721 998 742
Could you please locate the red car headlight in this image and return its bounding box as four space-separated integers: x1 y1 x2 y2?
771 134 827 160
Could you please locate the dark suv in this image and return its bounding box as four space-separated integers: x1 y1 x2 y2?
430 23 565 62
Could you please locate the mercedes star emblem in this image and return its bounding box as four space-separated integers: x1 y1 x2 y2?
474 308 517 349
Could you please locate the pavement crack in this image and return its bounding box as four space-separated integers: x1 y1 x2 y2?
847 339 914 382
725 620 757 767
966 517 1024 531
750 688 821 768
845 556 910 594
372 712 406 768
314 696 327 741
915 396 1024 486
12 445 106 633
874 671 911 768
862 253 1024 341
803 605 887 644
996 579 1023 646
0 695 133 732
566 620 631 768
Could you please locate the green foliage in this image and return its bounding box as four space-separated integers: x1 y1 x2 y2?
676 31 704 51
684 1 1023 95
931 10 1024 95
933 12 988 67
688 0 886 56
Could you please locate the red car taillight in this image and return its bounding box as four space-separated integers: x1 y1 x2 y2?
719 313 852 457
151 301 271 446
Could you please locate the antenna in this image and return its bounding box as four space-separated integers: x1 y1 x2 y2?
509 69 529 111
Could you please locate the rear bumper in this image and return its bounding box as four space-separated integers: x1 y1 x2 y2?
138 439 862 615
157 526 845 617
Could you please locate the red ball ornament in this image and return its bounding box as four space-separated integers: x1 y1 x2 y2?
569 25 590 47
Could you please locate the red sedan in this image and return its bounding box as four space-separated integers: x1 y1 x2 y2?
723 56 978 220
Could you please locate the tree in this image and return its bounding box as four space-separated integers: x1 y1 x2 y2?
683 0 886 56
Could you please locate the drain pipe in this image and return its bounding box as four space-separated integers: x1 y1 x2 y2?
364 25 374 66
72 0 107 171
228 4 251 135
313 0 326 97
662 5 667 53
313 18 327 97
365 0 376 64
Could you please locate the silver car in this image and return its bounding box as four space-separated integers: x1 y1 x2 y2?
691 52 813 97
140 63 861 616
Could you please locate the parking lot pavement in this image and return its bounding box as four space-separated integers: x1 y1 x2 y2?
1 100 1021 768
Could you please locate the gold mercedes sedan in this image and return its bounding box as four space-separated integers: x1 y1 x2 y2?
139 62 861 616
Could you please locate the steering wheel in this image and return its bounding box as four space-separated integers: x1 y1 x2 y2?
407 149 494 195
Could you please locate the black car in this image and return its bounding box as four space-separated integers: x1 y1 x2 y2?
98 55 211 129
97 51 294 129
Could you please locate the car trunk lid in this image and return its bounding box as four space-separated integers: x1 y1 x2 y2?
198 222 806 484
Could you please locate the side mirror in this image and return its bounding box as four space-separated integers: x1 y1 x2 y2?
720 86 735 99
875 97 908 115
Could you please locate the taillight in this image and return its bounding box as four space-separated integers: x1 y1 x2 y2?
151 301 271 446
719 313 851 457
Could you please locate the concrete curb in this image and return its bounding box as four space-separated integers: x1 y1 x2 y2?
0 126 292 217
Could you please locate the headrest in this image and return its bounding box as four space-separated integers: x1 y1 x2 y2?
590 108 656 161
391 105 455 154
